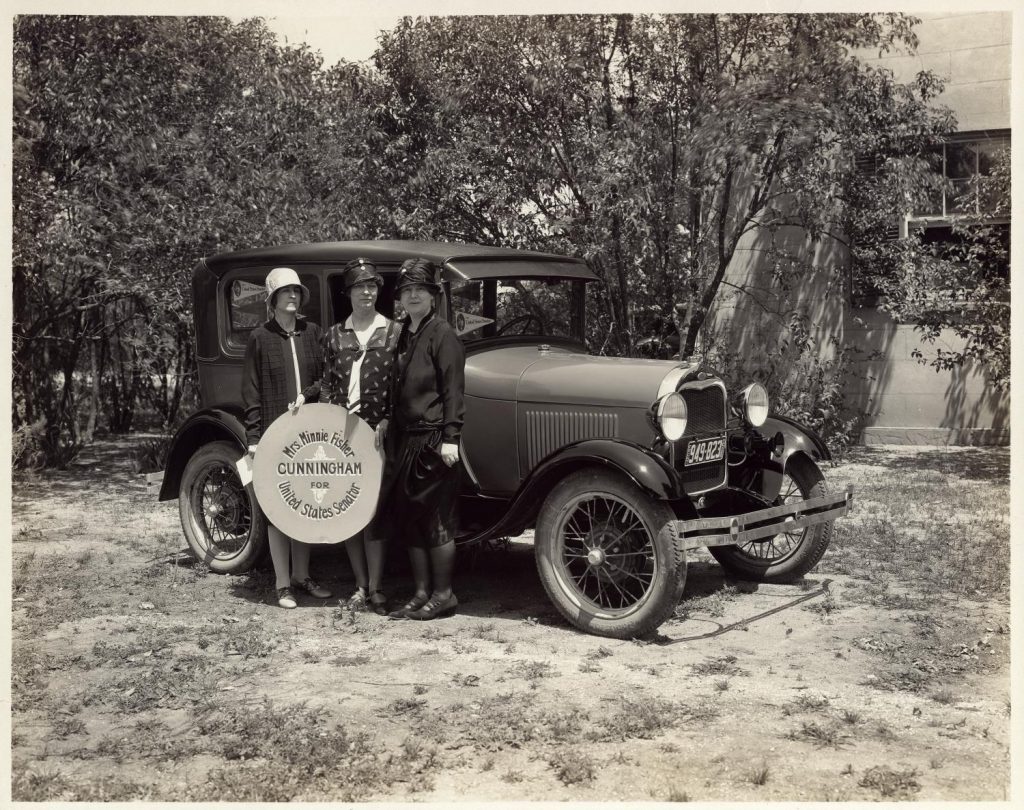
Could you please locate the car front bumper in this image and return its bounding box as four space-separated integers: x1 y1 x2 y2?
662 486 854 550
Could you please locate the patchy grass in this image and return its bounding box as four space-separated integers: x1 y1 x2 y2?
594 696 718 741
674 585 740 619
745 760 771 786
548 748 596 785
782 693 830 715
803 592 840 617
825 448 1009 599
785 721 849 749
10 439 1011 801
691 654 746 677
858 765 921 798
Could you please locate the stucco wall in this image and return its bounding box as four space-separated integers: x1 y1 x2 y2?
863 11 1011 133
710 221 1010 446
709 12 1011 446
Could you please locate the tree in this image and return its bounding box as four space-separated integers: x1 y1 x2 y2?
852 147 1010 388
13 15 387 463
370 13 954 366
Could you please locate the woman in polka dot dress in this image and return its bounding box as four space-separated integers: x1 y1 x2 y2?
320 258 402 614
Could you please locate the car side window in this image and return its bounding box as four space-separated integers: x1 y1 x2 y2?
224 271 321 352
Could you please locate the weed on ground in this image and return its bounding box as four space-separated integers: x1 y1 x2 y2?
858 764 921 798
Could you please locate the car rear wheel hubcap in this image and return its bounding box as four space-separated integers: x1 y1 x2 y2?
192 463 250 557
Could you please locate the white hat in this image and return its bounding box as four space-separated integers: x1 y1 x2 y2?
265 267 310 308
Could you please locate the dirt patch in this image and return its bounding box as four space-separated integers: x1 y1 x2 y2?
9 440 1011 801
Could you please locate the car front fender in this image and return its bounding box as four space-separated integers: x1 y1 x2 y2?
763 414 831 464
754 414 831 502
158 408 247 502
529 438 685 500
456 438 685 545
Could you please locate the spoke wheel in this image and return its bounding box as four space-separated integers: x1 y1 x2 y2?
709 454 832 582
559 494 657 614
536 468 685 639
179 441 267 573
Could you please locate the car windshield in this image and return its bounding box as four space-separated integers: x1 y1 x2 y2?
449 277 586 341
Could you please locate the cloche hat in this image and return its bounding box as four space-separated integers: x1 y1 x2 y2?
395 258 442 296
342 257 383 291
265 267 310 308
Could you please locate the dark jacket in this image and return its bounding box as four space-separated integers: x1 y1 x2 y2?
393 311 465 442
320 316 402 429
242 318 323 445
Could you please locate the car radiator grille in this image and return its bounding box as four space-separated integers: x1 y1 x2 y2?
681 384 726 436
525 410 619 470
676 382 727 495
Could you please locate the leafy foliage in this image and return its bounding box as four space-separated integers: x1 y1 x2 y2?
371 14 954 362
13 12 996 464
12 15 386 463
853 149 1009 387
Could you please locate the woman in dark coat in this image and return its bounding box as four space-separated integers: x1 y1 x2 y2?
242 267 332 609
386 258 466 620
320 258 402 614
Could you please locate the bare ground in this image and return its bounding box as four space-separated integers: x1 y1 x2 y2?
9 439 1011 801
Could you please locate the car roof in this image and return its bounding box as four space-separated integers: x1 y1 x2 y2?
204 240 598 281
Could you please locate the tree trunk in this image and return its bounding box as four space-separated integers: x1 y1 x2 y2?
83 337 99 443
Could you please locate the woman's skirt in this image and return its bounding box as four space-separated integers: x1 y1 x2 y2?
378 428 458 548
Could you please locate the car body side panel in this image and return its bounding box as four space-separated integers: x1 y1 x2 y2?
515 404 656 485
199 360 245 414
462 395 519 494
464 346 542 401
523 438 684 502
518 351 680 408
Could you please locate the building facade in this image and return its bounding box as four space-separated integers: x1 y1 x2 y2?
713 11 1011 446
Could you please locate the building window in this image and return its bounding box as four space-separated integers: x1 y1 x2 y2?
910 131 1010 224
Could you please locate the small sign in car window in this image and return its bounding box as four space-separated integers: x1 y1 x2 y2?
453 310 494 336
230 280 266 329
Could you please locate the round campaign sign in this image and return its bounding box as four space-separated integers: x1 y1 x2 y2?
252 403 382 544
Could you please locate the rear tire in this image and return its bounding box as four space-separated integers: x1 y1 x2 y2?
709 455 832 582
179 441 267 574
535 468 686 639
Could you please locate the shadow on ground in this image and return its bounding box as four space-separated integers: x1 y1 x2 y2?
209 538 751 632
849 446 1009 482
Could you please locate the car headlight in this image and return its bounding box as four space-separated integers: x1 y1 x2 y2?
655 392 688 441
741 383 769 427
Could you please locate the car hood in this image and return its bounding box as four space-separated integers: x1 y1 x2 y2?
466 344 696 408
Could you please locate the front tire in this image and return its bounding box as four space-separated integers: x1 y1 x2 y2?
178 441 267 574
535 468 686 639
709 454 832 582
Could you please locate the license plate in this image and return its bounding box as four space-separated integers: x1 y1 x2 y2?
684 436 726 466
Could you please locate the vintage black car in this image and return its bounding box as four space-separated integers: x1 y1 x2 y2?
159 240 852 638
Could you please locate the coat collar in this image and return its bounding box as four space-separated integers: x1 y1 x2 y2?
265 316 308 337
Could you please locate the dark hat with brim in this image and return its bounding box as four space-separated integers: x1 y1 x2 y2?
342 258 383 291
396 258 441 295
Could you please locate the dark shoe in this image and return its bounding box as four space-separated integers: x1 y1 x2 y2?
277 587 297 609
406 593 458 621
293 577 332 599
369 590 389 616
388 593 430 619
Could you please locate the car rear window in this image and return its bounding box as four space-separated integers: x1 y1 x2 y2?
224 271 321 352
